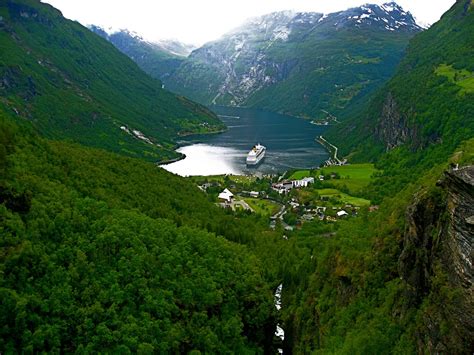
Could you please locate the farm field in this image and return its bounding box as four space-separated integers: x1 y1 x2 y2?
244 198 281 217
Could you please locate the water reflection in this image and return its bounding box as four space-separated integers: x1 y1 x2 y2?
163 144 242 176
162 107 329 176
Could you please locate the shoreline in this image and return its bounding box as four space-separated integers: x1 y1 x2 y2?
173 127 228 149
177 127 227 138
316 135 345 165
158 153 186 166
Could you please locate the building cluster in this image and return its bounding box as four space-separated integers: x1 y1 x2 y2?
272 177 315 194
289 198 358 224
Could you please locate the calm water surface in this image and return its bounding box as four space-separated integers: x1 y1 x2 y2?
163 107 329 176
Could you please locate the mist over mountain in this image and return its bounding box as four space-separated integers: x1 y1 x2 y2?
159 2 422 119
88 26 195 80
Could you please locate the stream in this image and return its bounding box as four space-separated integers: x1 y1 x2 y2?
274 283 284 353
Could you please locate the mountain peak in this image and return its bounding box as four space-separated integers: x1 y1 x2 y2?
89 26 195 57
330 2 422 32
380 2 403 12
222 2 421 44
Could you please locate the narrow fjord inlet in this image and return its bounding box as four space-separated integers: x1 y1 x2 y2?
163 107 330 176
1 0 473 353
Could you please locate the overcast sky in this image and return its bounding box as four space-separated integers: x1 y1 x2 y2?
42 0 456 45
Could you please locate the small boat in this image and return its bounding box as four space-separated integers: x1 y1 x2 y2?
246 143 266 165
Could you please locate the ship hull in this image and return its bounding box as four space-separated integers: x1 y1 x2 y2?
246 149 266 166
246 144 266 166
246 155 265 166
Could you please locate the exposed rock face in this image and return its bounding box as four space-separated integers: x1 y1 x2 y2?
443 167 474 290
398 188 444 304
399 166 474 353
374 93 418 150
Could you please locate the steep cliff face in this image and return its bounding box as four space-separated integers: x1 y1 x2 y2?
443 167 474 289
399 165 474 353
374 93 419 150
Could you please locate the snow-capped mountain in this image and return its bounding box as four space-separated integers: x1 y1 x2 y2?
163 2 422 118
90 26 196 57
89 26 193 79
328 2 422 32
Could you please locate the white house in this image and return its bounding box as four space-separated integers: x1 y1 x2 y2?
293 177 315 188
218 189 234 204
337 210 349 217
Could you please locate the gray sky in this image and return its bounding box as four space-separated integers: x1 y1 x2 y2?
42 0 456 45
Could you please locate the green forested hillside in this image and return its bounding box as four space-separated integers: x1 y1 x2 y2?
1 0 473 353
276 1 474 353
0 112 277 353
277 145 473 353
328 0 474 197
0 0 224 162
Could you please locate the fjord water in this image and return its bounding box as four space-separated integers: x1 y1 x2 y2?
163 107 329 176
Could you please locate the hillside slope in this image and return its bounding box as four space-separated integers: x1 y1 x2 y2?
0 0 223 162
329 0 474 172
276 1 474 352
163 2 420 120
0 111 276 353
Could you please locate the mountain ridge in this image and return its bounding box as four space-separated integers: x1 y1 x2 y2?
162 2 421 119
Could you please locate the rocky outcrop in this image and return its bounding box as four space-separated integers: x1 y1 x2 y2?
399 166 474 353
443 167 474 290
398 188 445 305
374 93 419 150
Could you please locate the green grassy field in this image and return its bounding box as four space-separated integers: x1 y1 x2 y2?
289 164 377 193
289 170 312 180
435 64 474 94
320 163 377 192
244 198 281 217
316 188 371 206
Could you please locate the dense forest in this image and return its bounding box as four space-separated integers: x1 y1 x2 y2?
1 0 473 353
0 112 283 352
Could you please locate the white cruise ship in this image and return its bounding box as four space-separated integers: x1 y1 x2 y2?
246 143 266 165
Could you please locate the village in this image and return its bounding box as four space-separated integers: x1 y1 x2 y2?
191 163 379 231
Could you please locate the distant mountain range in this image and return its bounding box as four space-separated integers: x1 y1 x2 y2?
94 2 422 120
88 26 194 79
